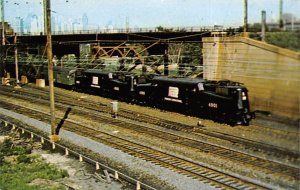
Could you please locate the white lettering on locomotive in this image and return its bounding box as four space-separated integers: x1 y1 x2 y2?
164 97 183 103
208 102 218 108
91 84 100 88
168 86 179 98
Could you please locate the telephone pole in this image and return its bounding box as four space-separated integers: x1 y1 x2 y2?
243 0 248 33
261 11 266 42
279 0 283 30
1 0 4 46
14 33 21 88
1 0 5 78
44 0 59 141
43 0 47 34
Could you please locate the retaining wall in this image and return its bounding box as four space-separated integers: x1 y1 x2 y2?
202 36 300 119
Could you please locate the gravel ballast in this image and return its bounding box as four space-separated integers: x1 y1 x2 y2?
0 107 217 190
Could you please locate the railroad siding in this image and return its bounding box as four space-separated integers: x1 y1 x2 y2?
202 36 300 119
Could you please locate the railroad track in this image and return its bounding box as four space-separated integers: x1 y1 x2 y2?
1 85 299 164
0 87 299 186
0 100 270 190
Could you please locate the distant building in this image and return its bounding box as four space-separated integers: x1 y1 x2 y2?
267 21 300 31
51 16 56 32
82 13 88 31
30 15 39 34
0 22 14 35
20 18 24 34
267 13 300 31
15 17 24 34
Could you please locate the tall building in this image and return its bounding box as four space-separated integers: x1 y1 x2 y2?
51 16 56 32
30 15 39 34
24 14 32 33
15 17 24 34
82 13 88 31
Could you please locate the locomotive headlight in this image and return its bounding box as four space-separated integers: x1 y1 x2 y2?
242 92 247 100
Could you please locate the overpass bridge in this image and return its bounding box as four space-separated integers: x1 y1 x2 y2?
2 26 234 59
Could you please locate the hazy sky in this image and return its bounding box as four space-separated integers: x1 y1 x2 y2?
3 0 300 31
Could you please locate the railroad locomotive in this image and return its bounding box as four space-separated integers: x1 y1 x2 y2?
70 68 253 125
5 62 254 125
147 77 252 125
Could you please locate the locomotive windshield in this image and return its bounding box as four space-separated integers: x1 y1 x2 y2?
198 83 204 91
237 88 249 110
237 89 243 109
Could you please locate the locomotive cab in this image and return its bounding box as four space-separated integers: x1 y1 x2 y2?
214 85 252 125
235 88 253 125
199 80 253 125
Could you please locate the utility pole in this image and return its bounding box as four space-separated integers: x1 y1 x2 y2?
1 0 5 78
261 11 266 42
45 0 59 142
14 33 21 88
1 0 4 46
43 0 47 35
279 0 283 30
243 0 248 34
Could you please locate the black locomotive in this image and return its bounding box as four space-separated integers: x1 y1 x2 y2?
5 62 254 125
71 68 253 125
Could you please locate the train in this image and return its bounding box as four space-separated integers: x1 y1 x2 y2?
3 62 254 125
41 66 254 126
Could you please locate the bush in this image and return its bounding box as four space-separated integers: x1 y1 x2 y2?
17 154 32 163
265 32 300 51
0 139 13 165
0 139 68 190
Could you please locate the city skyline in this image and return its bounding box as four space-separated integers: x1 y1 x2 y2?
2 0 300 34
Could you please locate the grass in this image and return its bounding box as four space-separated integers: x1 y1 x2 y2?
0 139 68 190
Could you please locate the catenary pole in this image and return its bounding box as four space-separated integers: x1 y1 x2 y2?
45 0 58 141
261 11 266 42
1 0 4 46
1 0 5 78
43 0 47 35
244 0 248 33
279 0 283 30
14 33 20 87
